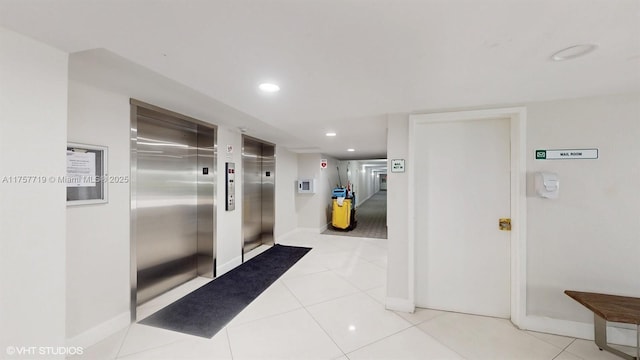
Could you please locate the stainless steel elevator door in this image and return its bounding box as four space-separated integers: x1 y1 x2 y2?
261 143 275 246
242 137 275 255
242 138 263 253
196 125 215 277
136 112 199 304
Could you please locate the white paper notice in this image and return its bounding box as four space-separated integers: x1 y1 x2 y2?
66 151 96 187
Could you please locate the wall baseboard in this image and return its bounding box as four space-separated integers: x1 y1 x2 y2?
275 228 301 242
378 305 638 348
216 256 242 276
66 311 130 349
521 315 637 347
385 297 415 313
295 227 326 234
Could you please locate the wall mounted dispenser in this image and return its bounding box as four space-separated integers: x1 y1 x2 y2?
535 172 559 199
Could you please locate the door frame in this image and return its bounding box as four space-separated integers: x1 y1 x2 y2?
407 107 527 326
129 99 218 321
240 135 276 262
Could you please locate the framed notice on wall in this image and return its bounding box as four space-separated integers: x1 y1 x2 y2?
66 142 108 206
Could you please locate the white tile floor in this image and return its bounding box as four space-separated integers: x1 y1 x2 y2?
71 230 637 360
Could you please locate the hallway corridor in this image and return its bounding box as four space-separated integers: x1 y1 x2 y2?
323 190 387 239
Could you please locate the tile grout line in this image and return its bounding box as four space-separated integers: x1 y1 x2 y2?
408 309 448 326
280 266 333 281
419 321 471 359
412 320 469 359
280 279 349 358
554 338 582 360
225 327 235 360
113 325 132 359
226 302 305 331
115 336 186 359
352 251 388 268
327 267 385 294
341 322 414 356
281 268 366 308
361 285 386 305
521 329 579 358
293 280 424 357
562 337 577 351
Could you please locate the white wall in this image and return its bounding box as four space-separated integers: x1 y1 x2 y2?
362 165 372 203
0 27 68 356
296 154 338 231
66 81 132 343
359 165 377 203
385 114 411 309
386 93 640 340
216 127 243 275
526 93 640 323
275 147 298 239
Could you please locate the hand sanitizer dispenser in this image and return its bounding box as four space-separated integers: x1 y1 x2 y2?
535 172 559 199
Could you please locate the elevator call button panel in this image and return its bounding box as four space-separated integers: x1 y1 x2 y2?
225 162 235 211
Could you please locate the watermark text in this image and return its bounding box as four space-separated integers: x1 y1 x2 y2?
5 346 84 357
1 175 129 184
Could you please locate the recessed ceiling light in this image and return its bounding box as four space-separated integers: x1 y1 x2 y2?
326 132 337 137
347 148 355 152
259 83 280 92
551 44 598 61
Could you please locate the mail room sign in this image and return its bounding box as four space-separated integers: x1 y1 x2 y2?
535 148 598 160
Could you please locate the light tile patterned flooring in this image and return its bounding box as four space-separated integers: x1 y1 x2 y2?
72 231 635 359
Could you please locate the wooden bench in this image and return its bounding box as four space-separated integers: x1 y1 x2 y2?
565 290 640 360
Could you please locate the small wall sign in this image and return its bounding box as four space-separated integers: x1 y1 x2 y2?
535 149 598 160
226 145 233 154
391 159 405 173
320 159 328 169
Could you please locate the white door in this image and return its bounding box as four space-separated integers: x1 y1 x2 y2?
414 117 511 318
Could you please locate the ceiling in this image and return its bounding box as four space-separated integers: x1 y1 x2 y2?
1 0 638 160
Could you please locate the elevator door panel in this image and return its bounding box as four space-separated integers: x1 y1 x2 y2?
136 114 198 304
197 127 215 277
261 144 275 246
242 138 263 253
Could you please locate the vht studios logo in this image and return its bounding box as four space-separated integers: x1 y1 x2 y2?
5 346 84 357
